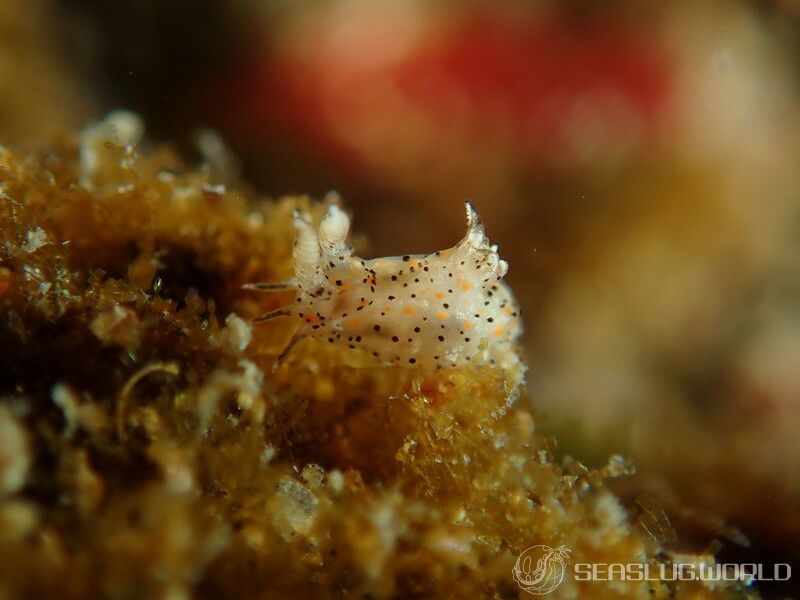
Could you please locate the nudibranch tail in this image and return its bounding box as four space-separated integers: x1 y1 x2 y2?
462 200 487 248
458 200 508 279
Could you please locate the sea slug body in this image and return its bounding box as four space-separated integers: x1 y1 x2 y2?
247 201 521 371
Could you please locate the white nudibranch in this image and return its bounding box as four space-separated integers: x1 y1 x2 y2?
245 201 522 371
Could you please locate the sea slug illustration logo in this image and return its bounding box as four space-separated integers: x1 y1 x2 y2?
513 544 571 595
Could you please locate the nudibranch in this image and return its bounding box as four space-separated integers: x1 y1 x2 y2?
246 201 521 370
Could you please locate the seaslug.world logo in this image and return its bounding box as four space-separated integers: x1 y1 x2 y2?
512 544 571 595
512 542 792 595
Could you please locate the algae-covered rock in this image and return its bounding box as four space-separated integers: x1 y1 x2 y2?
0 115 755 598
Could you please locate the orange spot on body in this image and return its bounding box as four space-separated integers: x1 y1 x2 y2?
436 311 449 321
403 306 415 315
462 322 473 330
458 279 473 292
348 317 364 328
435 291 446 300
493 327 505 336
503 305 514 316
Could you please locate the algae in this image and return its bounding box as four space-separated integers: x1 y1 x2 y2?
0 114 756 599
